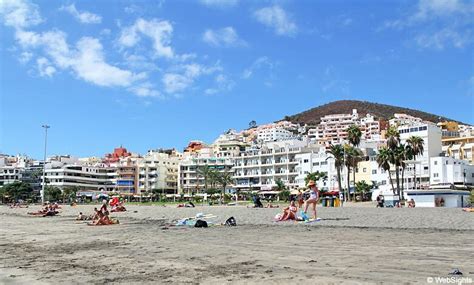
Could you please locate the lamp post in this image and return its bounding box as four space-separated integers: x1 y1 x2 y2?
41 124 50 204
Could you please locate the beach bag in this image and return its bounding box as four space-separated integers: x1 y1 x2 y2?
194 220 208 228
225 217 237 226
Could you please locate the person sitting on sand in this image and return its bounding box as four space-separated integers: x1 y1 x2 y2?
408 199 416 208
253 196 263 208
376 195 384 208
278 201 298 221
76 212 90 220
89 211 119 226
304 180 320 220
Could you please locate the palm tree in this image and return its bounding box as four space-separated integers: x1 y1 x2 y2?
304 171 328 187
355 180 371 201
217 171 234 204
275 178 287 192
347 125 362 147
326 144 345 200
386 126 400 149
196 165 212 194
406 136 424 189
376 147 395 194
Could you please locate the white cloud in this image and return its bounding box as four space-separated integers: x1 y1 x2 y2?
242 56 274 79
36 57 56 77
381 0 473 50
162 73 192 93
19 51 32 63
163 62 223 94
199 0 238 8
254 5 297 36
60 3 101 24
0 0 42 28
128 82 161 98
119 18 174 58
73 37 143 87
205 74 235 95
203 27 246 47
415 28 470 49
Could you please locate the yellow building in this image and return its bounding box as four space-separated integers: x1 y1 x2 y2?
442 136 474 163
438 121 460 139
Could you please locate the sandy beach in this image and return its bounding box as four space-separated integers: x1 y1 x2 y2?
1 204 473 284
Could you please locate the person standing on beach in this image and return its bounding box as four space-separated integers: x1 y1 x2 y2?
304 180 320 220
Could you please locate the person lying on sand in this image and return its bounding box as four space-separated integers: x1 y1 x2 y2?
462 208 474 212
28 206 49 216
111 204 127 212
265 203 279 208
277 201 297 221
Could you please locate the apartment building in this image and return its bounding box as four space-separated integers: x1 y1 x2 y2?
430 156 474 186
443 136 474 164
44 165 116 193
178 154 234 194
137 149 181 195
312 109 382 146
354 157 389 187
233 140 306 192
389 113 423 127
256 127 294 142
398 123 442 189
294 147 339 190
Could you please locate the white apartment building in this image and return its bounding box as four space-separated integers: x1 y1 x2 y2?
295 148 340 190
313 109 382 146
398 123 442 189
389 113 423 127
137 150 180 195
256 127 294 142
430 157 474 186
233 140 307 191
44 165 116 193
178 147 234 194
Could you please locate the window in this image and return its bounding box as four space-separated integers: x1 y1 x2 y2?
434 161 438 165
433 173 439 178
304 159 309 163
313 162 320 166
372 170 377 174
363 168 367 173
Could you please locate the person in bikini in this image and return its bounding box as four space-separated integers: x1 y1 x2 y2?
278 200 298 221
304 180 320 220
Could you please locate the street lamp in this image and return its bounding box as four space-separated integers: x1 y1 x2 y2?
41 124 50 204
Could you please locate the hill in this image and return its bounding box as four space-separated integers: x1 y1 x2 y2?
284 100 465 126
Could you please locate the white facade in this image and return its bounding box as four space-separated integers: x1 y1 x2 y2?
137 150 180 194
44 165 116 193
233 140 307 191
314 109 382 146
399 123 442 189
430 156 474 186
295 149 340 190
179 146 234 194
256 127 293 142
389 113 423 127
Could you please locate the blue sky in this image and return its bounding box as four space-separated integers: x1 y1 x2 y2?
0 0 473 159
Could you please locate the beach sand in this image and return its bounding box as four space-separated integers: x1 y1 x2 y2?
1 204 473 284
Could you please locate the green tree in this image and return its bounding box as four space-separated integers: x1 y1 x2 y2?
196 165 212 193
44 185 62 202
275 178 287 191
62 186 79 203
217 171 234 204
278 190 291 202
355 180 371 201
326 144 345 200
406 136 424 190
347 125 362 147
376 146 396 194
0 181 34 201
304 171 328 186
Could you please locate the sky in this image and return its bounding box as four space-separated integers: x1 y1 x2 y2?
0 0 473 159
